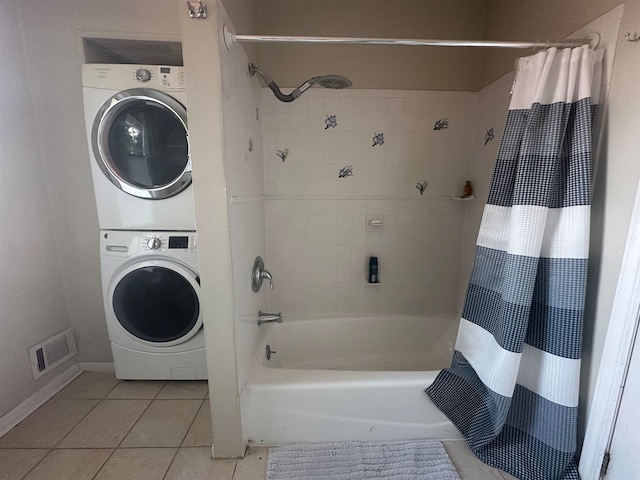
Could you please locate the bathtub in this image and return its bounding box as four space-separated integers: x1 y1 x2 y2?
242 315 463 446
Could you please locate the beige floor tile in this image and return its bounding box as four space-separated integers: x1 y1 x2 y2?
106 380 165 399
164 447 236 480
93 448 176 480
54 372 119 400
0 449 49 480
234 447 268 480
120 399 202 447
182 400 212 447
156 380 208 399
443 441 506 480
57 399 150 448
0 398 98 448
22 449 113 480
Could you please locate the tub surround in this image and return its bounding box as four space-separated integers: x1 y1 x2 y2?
263 88 476 318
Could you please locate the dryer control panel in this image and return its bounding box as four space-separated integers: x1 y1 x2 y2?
82 64 185 91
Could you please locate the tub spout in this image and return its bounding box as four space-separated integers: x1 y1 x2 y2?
257 311 282 326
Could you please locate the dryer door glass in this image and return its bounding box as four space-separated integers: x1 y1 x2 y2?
112 266 199 343
93 89 190 199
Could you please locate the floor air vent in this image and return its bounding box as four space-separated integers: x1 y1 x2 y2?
29 328 77 379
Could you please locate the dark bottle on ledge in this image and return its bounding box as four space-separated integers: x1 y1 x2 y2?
368 256 379 283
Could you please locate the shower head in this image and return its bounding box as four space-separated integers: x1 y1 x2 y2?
309 75 353 90
249 63 352 102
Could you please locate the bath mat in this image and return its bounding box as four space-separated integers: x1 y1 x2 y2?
266 438 460 479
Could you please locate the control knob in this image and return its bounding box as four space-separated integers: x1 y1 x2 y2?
135 68 152 82
147 237 161 250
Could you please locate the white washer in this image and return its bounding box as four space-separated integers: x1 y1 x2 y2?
100 230 206 380
83 64 196 230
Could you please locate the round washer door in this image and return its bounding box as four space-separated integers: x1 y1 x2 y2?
109 259 201 346
92 88 190 199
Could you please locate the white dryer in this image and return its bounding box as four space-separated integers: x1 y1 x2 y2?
100 230 206 380
83 64 196 230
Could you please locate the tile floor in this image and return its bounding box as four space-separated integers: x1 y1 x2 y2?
0 372 516 480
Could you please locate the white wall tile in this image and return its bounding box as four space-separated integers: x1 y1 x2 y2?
262 88 480 318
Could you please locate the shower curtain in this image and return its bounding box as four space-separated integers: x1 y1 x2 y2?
427 45 603 480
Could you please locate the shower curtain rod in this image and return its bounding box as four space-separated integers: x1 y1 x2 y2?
222 25 598 50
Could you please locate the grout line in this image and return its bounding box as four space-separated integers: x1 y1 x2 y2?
154 381 167 400
103 376 121 398
16 448 53 480
230 456 240 480
161 446 182 480
179 398 206 448
112 398 154 450
52 402 102 449
153 381 168 400
90 448 117 480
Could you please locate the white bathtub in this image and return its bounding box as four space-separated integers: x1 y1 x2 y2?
242 315 463 446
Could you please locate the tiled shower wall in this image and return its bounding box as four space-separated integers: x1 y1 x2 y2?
262 88 477 318
457 73 512 309
219 27 267 393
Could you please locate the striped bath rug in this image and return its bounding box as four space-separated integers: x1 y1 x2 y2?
266 439 460 479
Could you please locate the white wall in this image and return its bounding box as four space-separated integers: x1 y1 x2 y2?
217 3 269 431
582 0 640 453
262 89 475 318
0 0 78 418
181 0 264 457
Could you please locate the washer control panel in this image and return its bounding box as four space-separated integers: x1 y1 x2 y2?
100 231 197 257
141 233 197 254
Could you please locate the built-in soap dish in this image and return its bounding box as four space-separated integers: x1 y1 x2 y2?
366 215 384 231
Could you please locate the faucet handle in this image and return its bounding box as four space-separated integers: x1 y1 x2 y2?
260 269 274 289
251 256 275 292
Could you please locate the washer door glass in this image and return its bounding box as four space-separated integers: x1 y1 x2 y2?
92 88 190 199
112 265 200 343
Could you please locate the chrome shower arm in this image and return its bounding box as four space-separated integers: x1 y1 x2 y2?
250 62 300 102
249 63 351 103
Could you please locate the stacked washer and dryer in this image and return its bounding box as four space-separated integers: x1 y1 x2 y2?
82 64 206 380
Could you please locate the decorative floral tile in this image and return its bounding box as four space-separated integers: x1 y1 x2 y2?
276 148 289 162
485 127 495 145
338 165 353 178
324 115 338 129
433 117 449 131
416 181 428 195
372 132 385 147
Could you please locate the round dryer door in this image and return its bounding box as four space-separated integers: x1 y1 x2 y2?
109 259 202 346
92 88 190 200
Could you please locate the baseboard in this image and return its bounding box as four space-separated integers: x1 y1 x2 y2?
0 363 82 438
78 362 115 372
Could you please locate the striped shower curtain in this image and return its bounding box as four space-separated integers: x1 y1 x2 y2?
427 45 603 480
